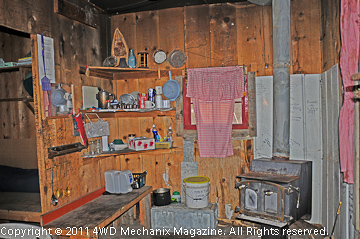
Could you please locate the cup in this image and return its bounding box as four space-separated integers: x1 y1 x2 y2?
145 100 155 108
156 95 163 109
162 100 171 108
155 86 162 95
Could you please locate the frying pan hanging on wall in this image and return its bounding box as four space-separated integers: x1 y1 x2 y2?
168 49 186 68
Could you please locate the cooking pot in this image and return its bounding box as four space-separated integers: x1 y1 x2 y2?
153 188 171 206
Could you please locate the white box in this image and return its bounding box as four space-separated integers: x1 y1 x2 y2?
129 137 155 151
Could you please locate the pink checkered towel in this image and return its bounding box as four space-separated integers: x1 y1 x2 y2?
187 66 244 158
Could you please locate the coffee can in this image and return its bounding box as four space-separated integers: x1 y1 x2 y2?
148 88 155 98
148 88 155 102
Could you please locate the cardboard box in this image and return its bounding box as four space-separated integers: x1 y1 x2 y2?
155 141 172 149
129 137 155 151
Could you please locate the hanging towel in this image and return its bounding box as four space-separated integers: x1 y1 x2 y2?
338 0 360 184
187 66 244 158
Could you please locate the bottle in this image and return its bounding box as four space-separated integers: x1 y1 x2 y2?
128 49 136 68
166 127 173 142
152 124 160 142
171 191 181 203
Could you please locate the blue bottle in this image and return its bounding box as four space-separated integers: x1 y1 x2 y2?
128 49 136 68
152 124 160 142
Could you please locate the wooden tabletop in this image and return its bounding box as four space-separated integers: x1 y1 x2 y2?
43 186 152 230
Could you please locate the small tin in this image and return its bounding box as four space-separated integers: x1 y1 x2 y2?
148 88 155 102
148 88 155 97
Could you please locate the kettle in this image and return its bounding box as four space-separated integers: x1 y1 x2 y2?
96 89 115 109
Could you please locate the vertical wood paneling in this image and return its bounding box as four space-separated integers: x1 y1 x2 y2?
112 13 137 55
142 154 156 188
209 4 237 67
237 5 270 75
320 0 340 72
118 118 140 143
159 7 185 71
291 0 321 74
136 11 159 70
154 154 166 189
0 32 34 140
184 5 211 68
0 0 325 218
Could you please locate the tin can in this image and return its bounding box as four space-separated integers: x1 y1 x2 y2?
148 88 155 102
139 93 147 109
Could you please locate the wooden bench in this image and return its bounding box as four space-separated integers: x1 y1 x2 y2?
41 186 152 239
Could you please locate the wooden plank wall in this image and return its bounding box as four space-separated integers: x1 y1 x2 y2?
112 0 322 218
0 32 34 139
0 0 324 219
0 27 37 168
1 0 110 214
37 0 110 214
320 0 340 72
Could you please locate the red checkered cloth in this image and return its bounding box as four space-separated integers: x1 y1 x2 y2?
187 66 244 158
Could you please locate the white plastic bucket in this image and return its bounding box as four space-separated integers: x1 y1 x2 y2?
183 176 210 208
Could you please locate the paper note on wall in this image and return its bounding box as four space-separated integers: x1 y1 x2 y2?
37 34 55 85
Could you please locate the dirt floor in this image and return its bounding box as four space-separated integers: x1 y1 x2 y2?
100 219 327 239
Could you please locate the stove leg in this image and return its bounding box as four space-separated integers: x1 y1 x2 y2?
260 224 288 239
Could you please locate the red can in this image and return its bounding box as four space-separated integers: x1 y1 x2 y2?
139 93 148 109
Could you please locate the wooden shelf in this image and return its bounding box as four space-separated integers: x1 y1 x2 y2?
81 109 176 118
79 65 183 80
82 148 176 161
0 64 32 73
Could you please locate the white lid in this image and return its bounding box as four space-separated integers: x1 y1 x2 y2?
153 124 155 127
169 127 172 129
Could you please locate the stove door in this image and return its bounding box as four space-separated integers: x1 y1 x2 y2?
239 180 285 221
240 181 261 212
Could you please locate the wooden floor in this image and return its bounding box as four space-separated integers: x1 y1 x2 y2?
0 192 41 222
100 220 327 239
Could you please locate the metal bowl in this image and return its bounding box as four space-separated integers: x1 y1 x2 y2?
119 94 136 105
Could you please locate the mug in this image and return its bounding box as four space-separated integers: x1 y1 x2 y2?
156 95 163 109
145 100 155 108
163 100 171 108
155 86 162 95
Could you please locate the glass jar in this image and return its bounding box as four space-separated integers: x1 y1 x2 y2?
88 140 96 155
96 139 102 155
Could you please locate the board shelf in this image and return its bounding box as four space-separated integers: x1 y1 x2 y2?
82 148 177 161
0 64 32 73
81 109 176 118
79 65 183 80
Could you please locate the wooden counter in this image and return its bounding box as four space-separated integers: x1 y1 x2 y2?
42 186 152 238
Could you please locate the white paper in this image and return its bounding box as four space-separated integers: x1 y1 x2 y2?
37 34 55 85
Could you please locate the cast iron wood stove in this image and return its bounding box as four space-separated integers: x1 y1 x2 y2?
235 158 312 228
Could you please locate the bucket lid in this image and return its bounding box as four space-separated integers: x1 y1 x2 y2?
184 176 210 184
